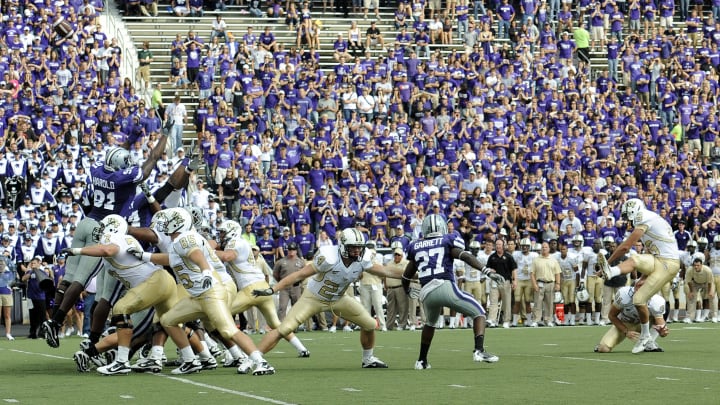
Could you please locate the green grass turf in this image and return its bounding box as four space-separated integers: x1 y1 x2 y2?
0 323 718 404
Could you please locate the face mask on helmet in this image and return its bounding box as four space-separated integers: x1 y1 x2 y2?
157 208 192 235
339 228 366 261
421 214 448 238
184 207 204 230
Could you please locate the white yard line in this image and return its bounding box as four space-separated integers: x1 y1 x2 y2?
520 354 720 374
0 347 295 405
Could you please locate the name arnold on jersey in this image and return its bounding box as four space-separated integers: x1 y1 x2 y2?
94 177 116 189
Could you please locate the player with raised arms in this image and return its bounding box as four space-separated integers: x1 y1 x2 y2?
252 228 404 369
42 133 168 349
402 214 501 370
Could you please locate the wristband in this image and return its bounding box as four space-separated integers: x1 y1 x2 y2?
71 248 82 255
142 252 152 262
147 195 156 203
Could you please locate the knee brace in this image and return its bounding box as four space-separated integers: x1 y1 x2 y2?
110 314 133 329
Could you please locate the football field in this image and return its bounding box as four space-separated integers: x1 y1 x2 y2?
0 323 717 404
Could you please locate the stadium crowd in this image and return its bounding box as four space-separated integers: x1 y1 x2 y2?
2 0 720 346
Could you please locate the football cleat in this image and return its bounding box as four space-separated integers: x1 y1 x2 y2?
79 339 92 352
223 357 242 368
89 355 107 368
644 344 664 353
97 360 131 376
329 326 337 333
209 345 224 358
361 356 388 368
298 350 311 358
343 325 353 332
200 357 218 370
73 350 92 372
473 350 499 363
171 359 203 374
683 318 692 324
131 358 163 373
41 320 61 348
596 253 612 279
632 335 651 354
252 361 275 376
414 360 431 370
237 358 253 374
104 349 117 365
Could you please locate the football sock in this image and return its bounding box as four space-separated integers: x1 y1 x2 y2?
228 345 244 360
640 322 650 337
151 345 164 360
117 346 130 363
607 266 621 279
51 309 67 325
649 328 659 342
288 336 307 352
362 349 373 362
418 343 430 362
702 309 710 320
512 314 519 325
179 346 195 362
474 334 485 352
198 341 212 360
89 331 102 345
249 350 264 363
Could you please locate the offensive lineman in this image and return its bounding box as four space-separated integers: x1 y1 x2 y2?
252 228 403 369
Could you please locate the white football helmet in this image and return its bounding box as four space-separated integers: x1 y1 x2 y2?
421 214 448 238
218 220 241 243
156 208 192 235
390 241 403 250
577 286 590 303
698 237 709 249
183 206 204 230
714 235 720 244
104 147 132 172
621 198 645 224
469 240 481 251
554 291 564 304
572 234 584 245
93 214 128 242
338 228 366 261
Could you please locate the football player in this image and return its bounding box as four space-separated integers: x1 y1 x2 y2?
683 258 716 323
511 238 537 327
707 236 720 322
42 137 168 349
402 214 501 370
131 208 275 375
582 239 608 326
597 198 681 354
674 240 703 322
65 215 202 375
553 243 579 325
252 228 404 369
594 278 668 353
214 220 310 367
462 240 488 326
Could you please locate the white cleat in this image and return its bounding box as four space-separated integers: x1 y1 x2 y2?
252 361 275 376
237 358 253 374
632 335 651 354
97 360 131 376
414 360 431 370
683 318 692 324
502 322 510 329
473 350 499 363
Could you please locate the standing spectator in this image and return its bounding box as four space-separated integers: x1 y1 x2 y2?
272 242 304 321
385 246 410 330
0 258 15 340
22 257 49 339
137 41 153 93
165 95 187 153
496 0 515 40
573 22 590 63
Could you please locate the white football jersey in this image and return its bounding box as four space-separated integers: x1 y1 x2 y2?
465 250 491 282
224 236 264 289
101 233 164 289
152 229 174 253
634 210 680 260
307 245 372 302
613 286 665 323
553 251 579 281
708 249 720 275
569 246 593 264
513 251 538 281
169 230 220 297
584 249 608 278
681 251 705 270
